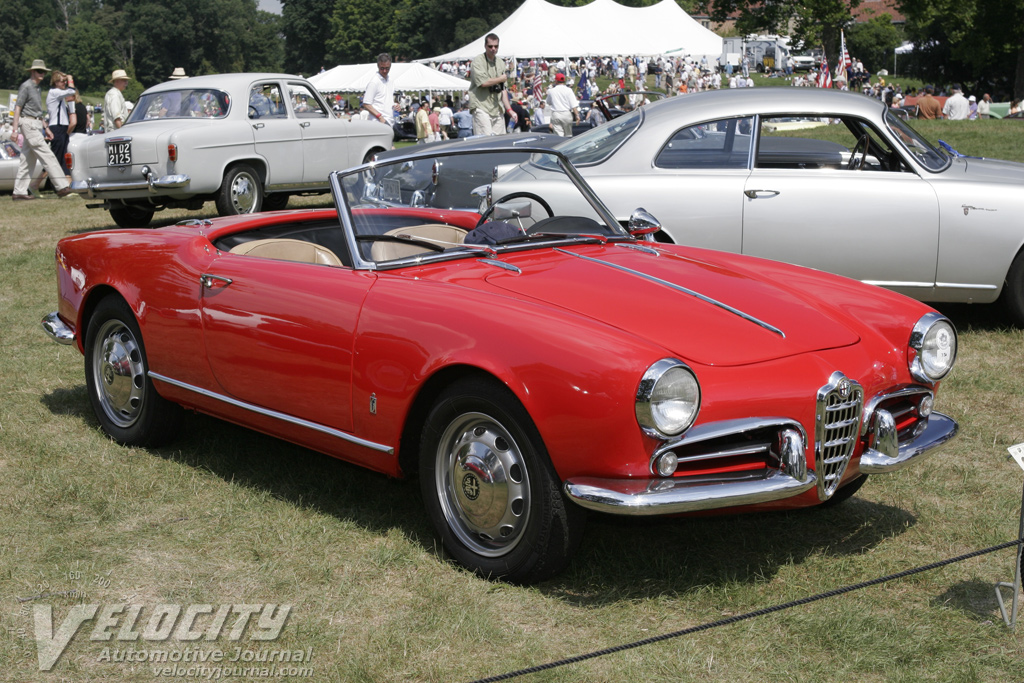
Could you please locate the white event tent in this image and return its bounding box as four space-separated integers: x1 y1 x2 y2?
420 0 723 62
309 62 469 94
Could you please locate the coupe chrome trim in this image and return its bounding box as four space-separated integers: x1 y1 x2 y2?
615 243 660 255
477 258 521 273
815 372 863 500
147 371 394 455
564 468 817 516
41 311 75 345
860 385 933 437
555 248 785 338
858 412 958 473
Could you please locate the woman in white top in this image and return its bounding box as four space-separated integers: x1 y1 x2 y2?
46 71 76 176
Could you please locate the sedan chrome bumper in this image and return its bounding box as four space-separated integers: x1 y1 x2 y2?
41 311 75 345
858 412 958 473
564 468 817 516
71 166 190 198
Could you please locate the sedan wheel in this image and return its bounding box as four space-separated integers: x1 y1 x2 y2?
109 203 155 229
420 378 585 582
84 296 182 446
216 164 262 216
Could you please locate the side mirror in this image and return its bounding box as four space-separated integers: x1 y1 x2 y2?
627 208 661 237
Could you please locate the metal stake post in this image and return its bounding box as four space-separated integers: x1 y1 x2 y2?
995 445 1024 629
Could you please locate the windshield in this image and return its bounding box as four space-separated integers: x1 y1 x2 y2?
551 108 643 166
130 89 231 121
884 110 949 172
334 149 629 269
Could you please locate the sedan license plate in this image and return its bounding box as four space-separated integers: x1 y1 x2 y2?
107 141 131 166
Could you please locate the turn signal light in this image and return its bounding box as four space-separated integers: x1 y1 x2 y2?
64 152 73 171
168 144 178 162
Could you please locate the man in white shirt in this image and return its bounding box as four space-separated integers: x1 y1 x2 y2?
104 69 130 131
362 53 398 128
545 73 579 137
942 84 970 120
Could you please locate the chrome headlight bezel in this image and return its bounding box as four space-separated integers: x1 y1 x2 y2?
635 358 701 438
909 312 957 383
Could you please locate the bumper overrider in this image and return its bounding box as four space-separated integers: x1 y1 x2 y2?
71 165 190 198
564 410 958 516
42 311 75 345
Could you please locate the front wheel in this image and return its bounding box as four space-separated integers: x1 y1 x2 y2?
84 296 182 446
215 163 262 216
1000 249 1024 327
419 377 585 583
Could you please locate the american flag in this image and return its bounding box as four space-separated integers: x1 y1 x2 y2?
816 54 832 88
835 30 852 81
531 63 542 102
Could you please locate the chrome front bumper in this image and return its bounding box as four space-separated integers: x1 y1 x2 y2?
42 311 75 345
565 468 818 516
858 411 958 473
564 411 958 516
71 165 190 198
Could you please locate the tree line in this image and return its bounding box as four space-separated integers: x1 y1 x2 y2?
3 0 1019 100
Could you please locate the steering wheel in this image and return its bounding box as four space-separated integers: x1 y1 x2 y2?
476 192 553 229
248 105 260 119
848 134 869 170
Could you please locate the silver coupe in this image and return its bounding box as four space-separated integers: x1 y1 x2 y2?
548 88 1024 324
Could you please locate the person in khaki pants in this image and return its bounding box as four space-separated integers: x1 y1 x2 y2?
12 59 72 200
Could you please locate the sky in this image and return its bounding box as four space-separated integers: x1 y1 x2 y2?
258 0 282 14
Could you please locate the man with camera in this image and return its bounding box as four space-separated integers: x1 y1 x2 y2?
469 33 516 135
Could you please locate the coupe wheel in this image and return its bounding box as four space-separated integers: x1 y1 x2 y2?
109 203 155 229
216 163 262 216
1001 249 1024 327
84 296 182 446
420 377 585 582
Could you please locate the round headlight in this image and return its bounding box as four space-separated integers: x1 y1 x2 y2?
636 359 701 437
910 313 957 382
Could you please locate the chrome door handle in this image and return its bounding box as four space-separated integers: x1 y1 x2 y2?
300 121 311 128
744 189 780 199
252 122 265 129
200 274 233 289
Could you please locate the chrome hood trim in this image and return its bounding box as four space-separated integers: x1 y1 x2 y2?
554 247 785 338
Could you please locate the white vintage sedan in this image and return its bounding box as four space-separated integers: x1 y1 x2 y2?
549 88 1024 325
67 73 394 228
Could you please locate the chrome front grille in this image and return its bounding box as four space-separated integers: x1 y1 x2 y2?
815 372 864 499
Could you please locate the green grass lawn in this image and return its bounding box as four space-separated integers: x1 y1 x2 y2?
2 116 1024 681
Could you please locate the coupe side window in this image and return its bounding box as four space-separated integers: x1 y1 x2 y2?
654 117 753 169
756 116 904 172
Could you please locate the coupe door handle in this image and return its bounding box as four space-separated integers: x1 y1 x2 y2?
200 274 233 289
744 189 780 199
252 123 265 130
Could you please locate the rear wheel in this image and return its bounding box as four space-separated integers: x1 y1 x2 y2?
215 163 262 216
109 203 155 229
262 193 289 211
84 296 182 446
419 377 585 583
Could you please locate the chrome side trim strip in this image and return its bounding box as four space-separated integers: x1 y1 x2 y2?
555 248 785 338
861 280 934 289
934 282 998 291
148 371 394 455
564 468 817 516
858 412 957 474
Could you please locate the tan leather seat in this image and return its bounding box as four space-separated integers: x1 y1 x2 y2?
370 224 468 261
229 238 342 266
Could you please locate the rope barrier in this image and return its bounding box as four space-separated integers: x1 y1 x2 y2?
468 538 1024 683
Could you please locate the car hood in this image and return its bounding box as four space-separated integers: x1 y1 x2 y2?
482 243 860 366
948 156 1024 183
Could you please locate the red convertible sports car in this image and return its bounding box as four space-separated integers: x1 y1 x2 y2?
43 146 959 582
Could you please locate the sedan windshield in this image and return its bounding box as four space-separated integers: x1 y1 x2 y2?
130 89 231 121
334 149 630 269
884 111 949 172
553 108 644 166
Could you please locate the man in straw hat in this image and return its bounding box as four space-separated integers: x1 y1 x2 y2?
104 69 131 131
11 59 73 200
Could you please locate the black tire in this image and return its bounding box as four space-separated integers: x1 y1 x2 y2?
109 203 155 229
262 193 289 211
215 163 262 216
1000 249 1024 327
84 296 182 447
822 474 868 507
419 377 585 583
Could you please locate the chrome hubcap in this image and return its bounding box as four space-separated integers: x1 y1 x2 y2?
92 320 145 428
230 172 257 213
436 412 530 557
